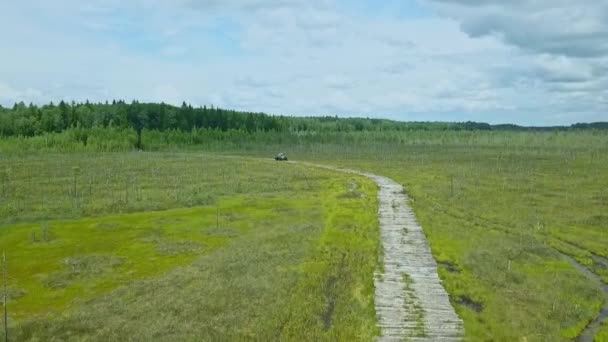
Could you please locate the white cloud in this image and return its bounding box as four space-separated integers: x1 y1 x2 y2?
0 0 606 125
534 55 595 83
424 0 608 122
428 0 608 58
0 83 48 105
0 84 21 102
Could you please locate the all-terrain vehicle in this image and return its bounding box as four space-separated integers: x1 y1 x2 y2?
275 152 288 161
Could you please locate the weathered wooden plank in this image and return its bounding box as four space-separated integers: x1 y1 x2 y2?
298 163 463 341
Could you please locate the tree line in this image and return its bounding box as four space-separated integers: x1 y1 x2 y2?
0 101 605 144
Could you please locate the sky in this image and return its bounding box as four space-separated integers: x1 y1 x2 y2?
1 0 607 125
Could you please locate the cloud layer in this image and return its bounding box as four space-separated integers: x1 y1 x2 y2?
0 0 606 125
427 0 608 122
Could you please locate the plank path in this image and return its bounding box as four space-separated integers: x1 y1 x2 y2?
302 163 463 341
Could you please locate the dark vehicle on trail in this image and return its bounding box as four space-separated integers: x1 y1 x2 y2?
275 153 288 161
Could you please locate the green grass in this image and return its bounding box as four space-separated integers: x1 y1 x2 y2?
287 141 608 341
402 273 426 339
0 153 332 224
3 130 608 341
597 319 608 342
0 153 380 341
1 203 280 320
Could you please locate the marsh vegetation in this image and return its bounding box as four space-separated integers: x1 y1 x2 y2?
0 105 607 341
0 153 380 341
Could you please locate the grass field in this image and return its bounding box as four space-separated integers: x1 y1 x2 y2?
1 130 607 341
0 153 380 341
281 136 608 341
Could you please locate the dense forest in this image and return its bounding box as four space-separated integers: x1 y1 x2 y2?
0 101 606 147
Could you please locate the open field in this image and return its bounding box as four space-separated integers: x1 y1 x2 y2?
0 153 380 341
281 135 608 341
1 129 607 341
208 130 607 341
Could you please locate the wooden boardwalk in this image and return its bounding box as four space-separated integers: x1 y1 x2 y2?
302 163 463 341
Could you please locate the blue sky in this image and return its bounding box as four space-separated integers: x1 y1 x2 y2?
1 0 607 125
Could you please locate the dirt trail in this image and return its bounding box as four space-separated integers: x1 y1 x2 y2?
563 254 608 342
298 162 463 341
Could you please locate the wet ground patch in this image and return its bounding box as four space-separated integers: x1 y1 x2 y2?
321 275 338 330
456 295 484 313
437 260 461 273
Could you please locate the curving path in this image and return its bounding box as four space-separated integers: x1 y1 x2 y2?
300 162 463 341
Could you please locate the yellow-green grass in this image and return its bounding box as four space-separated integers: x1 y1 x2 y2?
0 153 380 341
1 198 295 320
596 320 608 342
